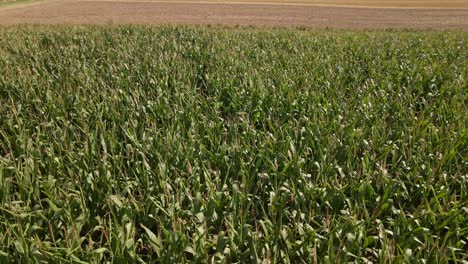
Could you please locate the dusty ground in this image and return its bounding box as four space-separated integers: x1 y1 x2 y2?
70 0 468 8
0 0 467 29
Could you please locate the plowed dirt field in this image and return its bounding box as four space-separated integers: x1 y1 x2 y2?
1 0 467 29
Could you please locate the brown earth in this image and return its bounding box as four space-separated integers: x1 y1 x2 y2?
0 0 467 29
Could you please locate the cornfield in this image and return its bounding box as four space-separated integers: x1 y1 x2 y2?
0 26 467 262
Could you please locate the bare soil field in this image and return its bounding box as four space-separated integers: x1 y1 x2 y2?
71 0 468 8
0 0 467 29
